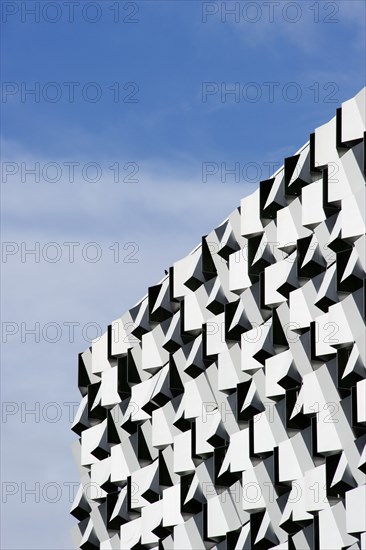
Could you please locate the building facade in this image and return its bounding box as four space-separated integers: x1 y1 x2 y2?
72 88 366 549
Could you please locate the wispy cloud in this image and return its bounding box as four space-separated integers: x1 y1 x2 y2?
212 0 365 54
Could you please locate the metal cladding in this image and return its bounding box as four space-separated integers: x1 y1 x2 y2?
71 88 366 549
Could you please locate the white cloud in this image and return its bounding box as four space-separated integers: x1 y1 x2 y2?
1 137 259 549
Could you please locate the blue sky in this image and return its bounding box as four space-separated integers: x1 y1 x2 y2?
1 1 365 548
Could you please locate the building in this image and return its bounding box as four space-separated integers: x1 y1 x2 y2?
71 88 366 549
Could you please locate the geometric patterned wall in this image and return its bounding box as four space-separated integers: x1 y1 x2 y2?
71 88 366 549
